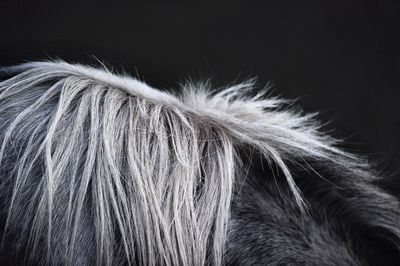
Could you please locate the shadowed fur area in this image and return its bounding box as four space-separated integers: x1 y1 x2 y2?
0 61 399 265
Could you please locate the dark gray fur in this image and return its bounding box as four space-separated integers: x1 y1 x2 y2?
226 156 400 265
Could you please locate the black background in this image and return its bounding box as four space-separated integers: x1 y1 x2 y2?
1 1 399 173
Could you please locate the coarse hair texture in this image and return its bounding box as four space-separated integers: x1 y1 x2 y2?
0 61 399 265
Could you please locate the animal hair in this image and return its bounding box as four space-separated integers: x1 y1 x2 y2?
0 61 399 265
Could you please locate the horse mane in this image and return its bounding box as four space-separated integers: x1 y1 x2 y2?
0 61 398 265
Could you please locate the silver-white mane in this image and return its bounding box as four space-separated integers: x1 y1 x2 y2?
0 61 372 265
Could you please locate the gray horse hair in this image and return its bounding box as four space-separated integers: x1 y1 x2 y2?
0 61 399 265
